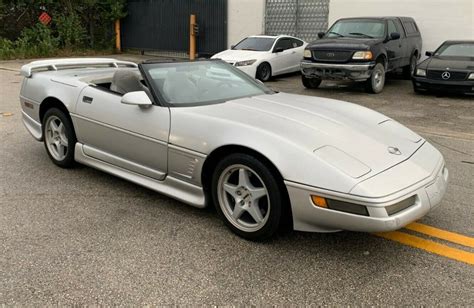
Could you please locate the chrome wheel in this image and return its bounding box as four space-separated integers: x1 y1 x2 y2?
45 115 68 161
217 164 270 232
374 70 384 89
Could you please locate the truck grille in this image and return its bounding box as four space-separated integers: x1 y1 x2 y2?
312 50 353 62
427 70 468 81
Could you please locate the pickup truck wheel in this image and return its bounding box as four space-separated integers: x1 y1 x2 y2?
42 108 76 168
302 75 322 89
365 63 385 94
404 54 417 79
256 62 272 82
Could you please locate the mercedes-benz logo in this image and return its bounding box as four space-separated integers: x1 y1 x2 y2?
441 71 451 80
388 146 402 155
326 52 335 57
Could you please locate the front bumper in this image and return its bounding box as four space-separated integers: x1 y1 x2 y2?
235 64 258 79
301 60 374 81
286 144 448 233
412 76 474 94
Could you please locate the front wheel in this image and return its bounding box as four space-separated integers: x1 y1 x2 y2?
211 153 284 240
256 62 272 82
365 63 385 94
302 75 322 89
42 108 76 168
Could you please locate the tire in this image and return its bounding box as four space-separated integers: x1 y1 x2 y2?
365 63 386 94
42 108 77 168
403 54 417 79
211 153 285 241
302 75 322 89
256 62 272 82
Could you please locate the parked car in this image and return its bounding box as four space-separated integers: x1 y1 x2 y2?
301 17 422 93
20 58 448 240
211 35 307 81
412 40 474 95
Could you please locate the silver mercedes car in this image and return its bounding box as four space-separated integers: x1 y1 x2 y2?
19 58 448 240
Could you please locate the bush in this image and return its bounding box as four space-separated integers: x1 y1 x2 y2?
0 23 58 59
56 13 86 49
0 0 127 59
0 38 16 59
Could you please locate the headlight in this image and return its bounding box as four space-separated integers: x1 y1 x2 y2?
468 73 474 80
416 68 426 77
304 49 312 58
352 51 373 60
235 59 257 67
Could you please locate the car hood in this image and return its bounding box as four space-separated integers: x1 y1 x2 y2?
211 49 268 62
306 37 383 51
422 56 474 71
196 92 424 178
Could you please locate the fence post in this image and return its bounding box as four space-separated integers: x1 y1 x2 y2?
115 19 121 52
189 14 196 60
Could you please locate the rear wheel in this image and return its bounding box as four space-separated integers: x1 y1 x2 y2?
212 153 284 240
403 54 417 79
302 75 322 89
256 62 272 81
42 108 76 168
365 63 385 94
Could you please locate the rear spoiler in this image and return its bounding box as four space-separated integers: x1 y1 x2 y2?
20 58 138 78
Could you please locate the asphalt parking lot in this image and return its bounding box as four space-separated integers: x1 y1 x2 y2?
1 55 473 305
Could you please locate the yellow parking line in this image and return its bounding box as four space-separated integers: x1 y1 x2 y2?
404 222 474 249
374 231 474 265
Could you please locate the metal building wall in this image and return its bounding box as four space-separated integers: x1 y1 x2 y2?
121 0 227 56
265 0 330 42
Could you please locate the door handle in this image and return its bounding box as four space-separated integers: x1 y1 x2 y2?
291 51 296 54
82 96 93 104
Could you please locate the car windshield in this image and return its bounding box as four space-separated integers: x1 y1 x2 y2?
232 37 275 51
141 60 273 106
435 43 474 57
326 20 386 38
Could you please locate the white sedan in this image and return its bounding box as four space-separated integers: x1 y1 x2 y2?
211 35 307 81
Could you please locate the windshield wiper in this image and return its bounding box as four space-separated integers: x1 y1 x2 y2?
349 32 374 38
328 31 344 37
240 48 257 51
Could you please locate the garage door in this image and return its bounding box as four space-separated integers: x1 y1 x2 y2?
265 0 330 42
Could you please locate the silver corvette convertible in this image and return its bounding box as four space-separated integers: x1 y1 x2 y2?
19 58 448 240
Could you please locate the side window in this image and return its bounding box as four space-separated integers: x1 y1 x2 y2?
274 38 293 51
291 38 304 48
387 20 397 36
393 19 405 36
403 21 418 35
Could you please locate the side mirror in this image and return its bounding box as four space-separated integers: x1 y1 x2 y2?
390 32 401 40
425 51 433 57
318 32 325 39
274 47 284 53
121 91 153 107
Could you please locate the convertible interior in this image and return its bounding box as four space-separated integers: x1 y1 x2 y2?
86 62 266 105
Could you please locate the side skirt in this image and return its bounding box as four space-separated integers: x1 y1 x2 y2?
74 143 206 208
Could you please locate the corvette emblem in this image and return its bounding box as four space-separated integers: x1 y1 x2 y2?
441 71 451 80
388 146 402 155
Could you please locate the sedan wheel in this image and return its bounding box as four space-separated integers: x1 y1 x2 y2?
212 153 284 240
42 108 76 168
256 62 272 82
